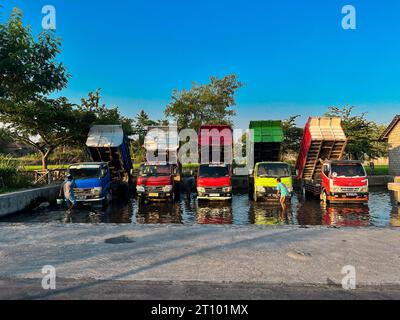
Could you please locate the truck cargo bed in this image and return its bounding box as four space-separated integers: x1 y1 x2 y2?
296 117 347 182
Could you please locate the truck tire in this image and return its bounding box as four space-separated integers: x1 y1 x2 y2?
173 182 181 202
102 191 112 207
248 178 254 200
301 184 312 200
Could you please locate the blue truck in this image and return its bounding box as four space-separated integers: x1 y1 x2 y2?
68 125 133 206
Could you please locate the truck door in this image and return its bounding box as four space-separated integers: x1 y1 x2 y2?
322 163 330 193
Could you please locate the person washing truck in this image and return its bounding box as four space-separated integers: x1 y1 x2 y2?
276 178 289 210
59 174 77 211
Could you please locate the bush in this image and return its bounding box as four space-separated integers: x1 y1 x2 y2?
0 155 33 193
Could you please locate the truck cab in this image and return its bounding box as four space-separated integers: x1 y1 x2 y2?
69 162 112 205
196 164 232 201
253 162 293 202
320 160 369 203
136 163 180 201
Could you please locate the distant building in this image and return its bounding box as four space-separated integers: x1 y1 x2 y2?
381 115 400 176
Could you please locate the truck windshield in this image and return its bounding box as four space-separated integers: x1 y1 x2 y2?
331 164 366 177
69 167 101 179
140 165 171 177
199 165 229 178
257 163 290 178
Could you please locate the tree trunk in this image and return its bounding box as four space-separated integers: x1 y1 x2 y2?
41 149 54 170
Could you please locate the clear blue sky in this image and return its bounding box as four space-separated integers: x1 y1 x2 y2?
1 0 399 129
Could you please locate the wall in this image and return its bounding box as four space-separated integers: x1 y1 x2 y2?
0 184 61 218
388 122 400 176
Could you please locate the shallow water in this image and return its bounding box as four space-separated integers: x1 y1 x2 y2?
2 187 399 227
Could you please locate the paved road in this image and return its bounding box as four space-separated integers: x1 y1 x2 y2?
0 224 399 299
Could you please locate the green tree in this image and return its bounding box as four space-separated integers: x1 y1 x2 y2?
325 106 387 160
0 128 13 153
0 96 82 169
281 115 304 157
165 75 243 131
0 8 69 101
79 89 134 136
132 110 158 145
0 9 73 169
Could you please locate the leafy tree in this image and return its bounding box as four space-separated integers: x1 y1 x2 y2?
0 8 69 101
79 89 134 136
0 9 72 169
132 110 159 145
0 128 13 153
325 106 387 160
281 115 304 157
165 75 243 131
0 96 81 169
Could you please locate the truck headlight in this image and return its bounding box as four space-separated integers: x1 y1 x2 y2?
197 187 205 193
136 185 145 193
333 186 342 193
360 186 369 193
222 186 232 193
256 186 265 193
93 187 102 195
162 185 173 192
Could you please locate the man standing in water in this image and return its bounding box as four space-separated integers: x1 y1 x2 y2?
61 174 77 211
276 178 289 210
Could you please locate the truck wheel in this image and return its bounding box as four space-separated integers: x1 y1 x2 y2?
173 185 180 201
302 186 312 200
248 182 254 200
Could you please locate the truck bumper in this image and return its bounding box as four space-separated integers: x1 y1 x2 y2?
197 193 232 201
137 192 173 200
256 192 292 201
328 193 369 203
75 197 105 203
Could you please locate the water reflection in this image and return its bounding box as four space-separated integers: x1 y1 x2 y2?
2 188 399 227
136 201 182 224
250 201 293 225
197 201 233 225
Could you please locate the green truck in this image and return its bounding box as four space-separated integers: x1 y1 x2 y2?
248 120 293 202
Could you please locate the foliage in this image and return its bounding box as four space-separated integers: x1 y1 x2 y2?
0 8 69 101
281 115 304 158
325 106 388 160
0 9 72 169
0 155 33 193
79 89 134 136
165 75 243 131
0 128 13 153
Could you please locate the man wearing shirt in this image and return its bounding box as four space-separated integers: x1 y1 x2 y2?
276 178 289 210
61 174 77 210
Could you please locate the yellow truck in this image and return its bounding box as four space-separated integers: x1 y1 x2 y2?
248 121 293 202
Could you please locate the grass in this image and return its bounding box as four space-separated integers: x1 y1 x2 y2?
23 164 69 172
365 165 389 176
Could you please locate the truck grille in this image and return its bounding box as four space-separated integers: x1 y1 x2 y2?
205 187 224 193
340 187 361 193
74 188 93 196
145 186 164 192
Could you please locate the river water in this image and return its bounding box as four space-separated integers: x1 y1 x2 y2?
2 187 399 227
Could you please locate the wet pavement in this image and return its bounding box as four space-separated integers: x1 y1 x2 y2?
1 187 399 227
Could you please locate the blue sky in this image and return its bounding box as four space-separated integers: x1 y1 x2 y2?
1 0 399 128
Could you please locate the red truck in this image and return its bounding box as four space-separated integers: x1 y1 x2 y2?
196 125 233 201
296 117 369 204
136 126 181 201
